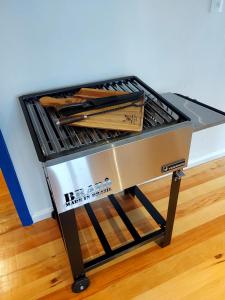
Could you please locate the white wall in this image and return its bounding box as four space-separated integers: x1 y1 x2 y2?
0 0 225 222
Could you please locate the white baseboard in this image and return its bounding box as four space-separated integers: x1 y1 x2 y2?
32 207 52 223
188 149 225 168
31 149 225 223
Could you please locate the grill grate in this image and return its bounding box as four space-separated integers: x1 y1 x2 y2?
20 76 183 161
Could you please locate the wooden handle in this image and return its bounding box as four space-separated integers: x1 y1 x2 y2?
40 96 85 107
39 88 128 108
75 88 127 98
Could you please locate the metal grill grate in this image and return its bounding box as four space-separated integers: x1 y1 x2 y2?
20 76 183 161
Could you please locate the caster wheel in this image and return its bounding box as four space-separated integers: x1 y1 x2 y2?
51 210 56 219
72 276 90 293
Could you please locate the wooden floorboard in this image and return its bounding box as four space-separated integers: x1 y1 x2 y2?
0 158 225 299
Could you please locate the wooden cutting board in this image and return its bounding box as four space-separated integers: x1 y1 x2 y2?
40 88 145 132
68 99 144 132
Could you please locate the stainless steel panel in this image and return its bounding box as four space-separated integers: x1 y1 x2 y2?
46 126 192 213
163 93 225 132
45 121 191 166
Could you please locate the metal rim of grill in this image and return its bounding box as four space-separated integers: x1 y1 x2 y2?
19 76 188 162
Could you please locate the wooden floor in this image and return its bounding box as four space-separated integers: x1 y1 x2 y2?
1 157 225 299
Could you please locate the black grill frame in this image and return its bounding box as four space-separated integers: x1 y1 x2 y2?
19 75 190 162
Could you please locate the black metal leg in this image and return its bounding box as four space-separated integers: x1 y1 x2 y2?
160 170 183 248
124 186 136 196
58 209 90 293
45 179 63 236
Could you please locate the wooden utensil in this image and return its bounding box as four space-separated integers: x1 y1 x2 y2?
40 88 145 132
39 88 127 107
57 92 143 117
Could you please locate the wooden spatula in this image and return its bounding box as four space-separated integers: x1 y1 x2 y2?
39 88 127 107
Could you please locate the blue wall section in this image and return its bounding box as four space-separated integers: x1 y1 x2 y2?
0 130 33 226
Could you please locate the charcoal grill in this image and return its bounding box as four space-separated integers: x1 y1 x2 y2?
20 76 225 292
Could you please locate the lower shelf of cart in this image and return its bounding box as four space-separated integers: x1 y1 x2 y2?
74 186 166 271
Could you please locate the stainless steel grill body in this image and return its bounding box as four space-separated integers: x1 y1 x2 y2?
46 124 192 213
20 76 193 213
